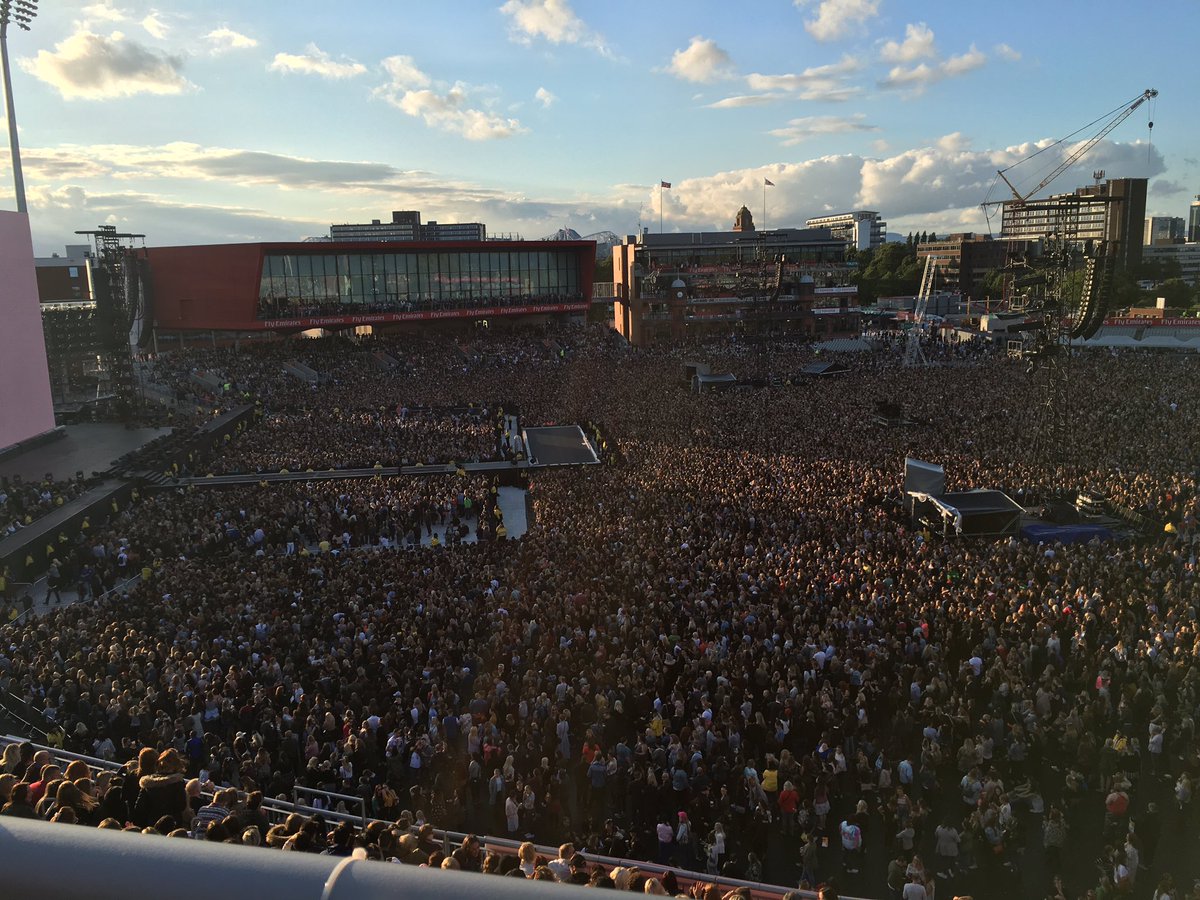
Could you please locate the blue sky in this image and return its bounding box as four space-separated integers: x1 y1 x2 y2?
6 0 1197 255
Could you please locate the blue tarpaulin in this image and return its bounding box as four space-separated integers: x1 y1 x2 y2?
1020 522 1115 544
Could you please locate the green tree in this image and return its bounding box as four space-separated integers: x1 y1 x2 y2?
980 269 1008 304
1157 278 1194 309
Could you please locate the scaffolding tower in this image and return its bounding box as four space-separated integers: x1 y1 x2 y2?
75 225 147 418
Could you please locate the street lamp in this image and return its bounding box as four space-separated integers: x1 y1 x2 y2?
0 0 38 214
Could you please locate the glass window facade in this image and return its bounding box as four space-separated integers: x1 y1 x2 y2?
257 248 583 319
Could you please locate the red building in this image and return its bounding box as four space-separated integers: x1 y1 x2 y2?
147 240 595 334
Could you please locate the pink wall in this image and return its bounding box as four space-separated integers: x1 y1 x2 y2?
0 211 56 450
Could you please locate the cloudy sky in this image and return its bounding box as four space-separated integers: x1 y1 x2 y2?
5 0 1195 255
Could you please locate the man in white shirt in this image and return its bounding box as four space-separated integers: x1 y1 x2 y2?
547 843 574 881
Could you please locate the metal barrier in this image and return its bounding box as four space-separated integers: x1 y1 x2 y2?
0 817 594 900
291 784 369 828
0 735 867 900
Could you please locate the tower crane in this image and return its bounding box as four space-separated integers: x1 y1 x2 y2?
981 88 1157 229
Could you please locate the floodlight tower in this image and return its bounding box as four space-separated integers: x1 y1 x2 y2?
0 0 37 213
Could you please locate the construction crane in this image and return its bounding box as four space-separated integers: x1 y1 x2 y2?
983 88 1159 492
981 88 1157 229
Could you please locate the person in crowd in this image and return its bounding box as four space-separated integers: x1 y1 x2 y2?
2 325 1198 900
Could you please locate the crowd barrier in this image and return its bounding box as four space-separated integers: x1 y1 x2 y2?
0 735 871 900
0 816 590 900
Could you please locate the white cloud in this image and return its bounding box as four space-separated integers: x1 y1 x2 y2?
880 23 936 63
942 45 987 76
769 114 878 146
707 94 778 109
6 140 479 196
378 55 430 91
994 43 1022 62
28 184 328 251
879 44 987 93
535 86 556 107
798 0 881 42
18 136 1170 255
269 44 367 79
374 56 524 141
394 89 525 141
936 132 970 153
205 27 258 53
19 28 190 100
667 36 734 84
82 2 126 23
499 0 611 56
647 137 1165 236
726 55 863 105
1150 179 1185 196
141 12 168 40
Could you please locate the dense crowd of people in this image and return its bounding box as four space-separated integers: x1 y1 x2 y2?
1 324 1198 900
1 473 93 537
211 407 504 473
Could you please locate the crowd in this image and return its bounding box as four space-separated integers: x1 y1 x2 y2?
1 324 1198 900
211 408 503 473
1 473 94 537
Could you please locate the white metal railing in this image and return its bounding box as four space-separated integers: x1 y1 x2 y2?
0 734 869 900
291 784 369 827
0 816 591 900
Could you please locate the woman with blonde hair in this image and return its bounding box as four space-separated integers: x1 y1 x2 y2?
0 773 16 805
0 742 22 775
517 840 538 877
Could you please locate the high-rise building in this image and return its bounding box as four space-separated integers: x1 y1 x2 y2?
612 208 858 347
330 210 486 243
1000 177 1147 270
805 210 887 251
1189 195 1200 243
1144 216 1186 245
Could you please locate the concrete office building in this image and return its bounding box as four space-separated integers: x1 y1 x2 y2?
1000 177 1147 271
1144 216 1186 246
804 210 886 251
1190 195 1200 243
330 210 486 243
1142 243 1200 286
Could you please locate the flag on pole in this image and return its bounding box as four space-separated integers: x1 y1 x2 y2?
764 178 775 187
660 181 671 189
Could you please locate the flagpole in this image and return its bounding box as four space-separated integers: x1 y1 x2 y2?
763 181 767 231
659 181 663 233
